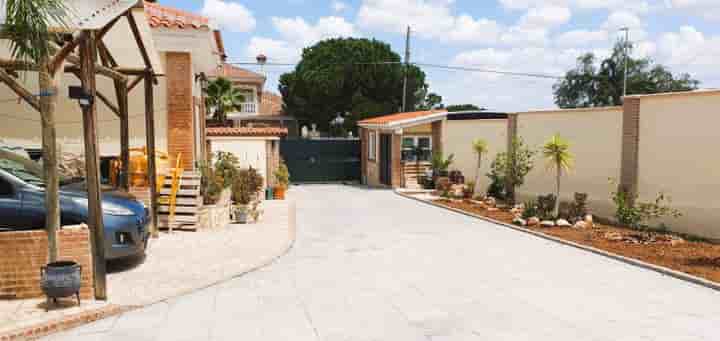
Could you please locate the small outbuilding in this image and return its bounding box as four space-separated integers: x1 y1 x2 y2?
357 110 447 189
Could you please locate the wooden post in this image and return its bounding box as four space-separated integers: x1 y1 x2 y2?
118 83 130 191
39 58 60 262
79 30 107 300
144 71 159 238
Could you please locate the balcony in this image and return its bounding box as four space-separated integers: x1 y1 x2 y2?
238 102 257 114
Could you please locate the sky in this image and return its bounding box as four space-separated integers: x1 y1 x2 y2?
162 0 720 112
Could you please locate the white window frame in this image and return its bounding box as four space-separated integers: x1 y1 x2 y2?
401 135 432 162
368 131 377 161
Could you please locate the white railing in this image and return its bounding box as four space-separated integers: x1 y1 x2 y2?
239 102 257 114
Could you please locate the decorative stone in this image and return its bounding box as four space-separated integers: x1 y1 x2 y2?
584 214 594 224
512 217 527 226
604 231 623 241
486 207 499 212
556 219 572 227
540 220 555 227
484 197 496 207
510 207 521 215
527 217 540 226
573 221 587 229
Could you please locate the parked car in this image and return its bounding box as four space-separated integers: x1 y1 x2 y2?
0 150 149 260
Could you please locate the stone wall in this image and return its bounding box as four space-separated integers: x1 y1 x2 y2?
0 226 94 299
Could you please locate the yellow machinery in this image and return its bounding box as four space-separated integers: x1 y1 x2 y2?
128 147 171 192
157 154 183 232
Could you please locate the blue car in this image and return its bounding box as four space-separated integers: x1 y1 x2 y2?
0 150 150 260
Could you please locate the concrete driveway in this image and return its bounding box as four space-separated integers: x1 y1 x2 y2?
48 185 720 340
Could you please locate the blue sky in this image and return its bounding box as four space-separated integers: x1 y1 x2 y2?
162 0 720 111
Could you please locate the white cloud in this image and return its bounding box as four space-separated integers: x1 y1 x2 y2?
602 10 643 30
517 6 571 28
246 16 357 62
668 0 720 21
657 26 720 71
332 1 348 12
356 0 502 44
500 26 549 46
201 0 256 33
555 29 609 47
499 0 650 13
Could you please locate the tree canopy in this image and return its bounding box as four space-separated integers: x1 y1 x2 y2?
553 41 700 108
279 38 428 132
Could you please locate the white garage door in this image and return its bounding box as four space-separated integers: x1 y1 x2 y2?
211 139 268 187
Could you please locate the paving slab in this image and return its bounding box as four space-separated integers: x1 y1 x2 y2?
47 185 720 341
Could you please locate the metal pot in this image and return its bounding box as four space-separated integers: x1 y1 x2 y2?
41 261 82 308
234 205 249 224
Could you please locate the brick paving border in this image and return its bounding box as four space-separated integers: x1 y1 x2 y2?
397 191 720 293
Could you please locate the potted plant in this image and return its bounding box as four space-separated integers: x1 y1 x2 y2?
273 159 290 200
431 152 454 191
232 167 264 223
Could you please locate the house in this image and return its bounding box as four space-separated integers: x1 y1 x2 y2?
358 110 447 188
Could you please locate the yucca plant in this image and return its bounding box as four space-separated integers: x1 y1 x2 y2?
543 134 573 218
472 139 488 198
205 77 246 124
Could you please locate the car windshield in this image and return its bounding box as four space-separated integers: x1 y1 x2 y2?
0 150 70 187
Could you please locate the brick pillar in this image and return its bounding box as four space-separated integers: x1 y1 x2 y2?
431 119 444 155
360 128 367 184
392 133 402 188
265 140 280 188
620 97 641 200
166 52 194 170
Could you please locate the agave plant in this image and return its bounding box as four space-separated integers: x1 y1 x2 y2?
543 134 573 218
205 77 246 124
472 139 488 198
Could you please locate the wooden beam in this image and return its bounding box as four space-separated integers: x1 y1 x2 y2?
125 11 153 74
127 75 143 93
97 40 118 68
39 59 61 262
79 30 107 301
63 55 128 82
144 71 159 238
0 58 39 71
113 67 149 76
96 90 120 117
50 31 87 74
0 69 40 111
117 81 130 191
96 14 122 42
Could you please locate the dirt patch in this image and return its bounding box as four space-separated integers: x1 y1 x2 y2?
434 199 720 284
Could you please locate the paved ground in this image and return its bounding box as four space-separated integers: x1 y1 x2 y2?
47 185 720 340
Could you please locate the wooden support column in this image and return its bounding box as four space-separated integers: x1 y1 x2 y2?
118 82 130 191
144 71 159 238
79 31 107 300
39 58 60 262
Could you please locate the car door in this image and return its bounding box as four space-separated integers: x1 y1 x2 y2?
0 172 25 230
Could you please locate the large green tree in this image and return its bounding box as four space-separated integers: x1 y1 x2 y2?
553 41 700 108
279 38 428 132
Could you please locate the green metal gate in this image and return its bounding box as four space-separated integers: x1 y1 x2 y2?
280 139 360 183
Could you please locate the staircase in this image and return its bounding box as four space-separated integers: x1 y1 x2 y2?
157 171 202 231
402 162 431 189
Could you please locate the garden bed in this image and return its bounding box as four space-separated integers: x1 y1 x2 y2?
433 198 720 284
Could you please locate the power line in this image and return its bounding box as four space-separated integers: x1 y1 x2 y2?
414 63 563 80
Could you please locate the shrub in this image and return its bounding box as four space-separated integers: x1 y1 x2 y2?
569 192 589 220
522 200 539 219
536 194 557 220
610 180 682 228
274 158 290 188
485 138 536 204
198 152 241 205
431 152 454 176
232 167 264 205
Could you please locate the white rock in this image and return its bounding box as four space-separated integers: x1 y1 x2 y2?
527 217 540 226
512 217 527 226
573 221 588 229
556 219 571 227
485 197 497 207
584 214 594 224
540 220 555 227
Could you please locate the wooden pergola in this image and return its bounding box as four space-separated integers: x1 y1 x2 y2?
0 0 161 300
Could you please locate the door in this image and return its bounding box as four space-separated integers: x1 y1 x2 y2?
379 134 392 186
280 139 360 183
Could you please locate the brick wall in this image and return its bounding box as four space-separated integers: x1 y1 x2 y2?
166 52 195 170
620 97 641 198
0 227 94 299
392 134 402 188
266 140 280 188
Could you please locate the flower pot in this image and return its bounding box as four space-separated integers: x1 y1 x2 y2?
41 261 82 308
233 205 250 224
274 186 286 200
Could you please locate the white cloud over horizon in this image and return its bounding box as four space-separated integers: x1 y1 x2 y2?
201 0 256 33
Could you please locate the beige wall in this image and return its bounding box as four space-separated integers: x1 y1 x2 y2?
637 93 720 239
516 107 623 217
443 119 507 193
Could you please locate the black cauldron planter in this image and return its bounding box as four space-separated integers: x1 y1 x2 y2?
40 261 82 309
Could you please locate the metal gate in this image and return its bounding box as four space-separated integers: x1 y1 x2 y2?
280 139 360 183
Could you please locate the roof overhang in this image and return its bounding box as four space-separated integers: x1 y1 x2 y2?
358 111 448 130
0 0 141 32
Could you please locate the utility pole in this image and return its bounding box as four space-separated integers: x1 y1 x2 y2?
620 27 630 98
402 26 410 112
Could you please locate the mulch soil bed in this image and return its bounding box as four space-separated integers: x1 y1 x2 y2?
434 199 720 284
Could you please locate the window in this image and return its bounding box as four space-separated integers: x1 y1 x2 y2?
0 177 12 196
401 136 432 162
368 131 377 161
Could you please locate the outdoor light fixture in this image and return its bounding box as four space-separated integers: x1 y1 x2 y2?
68 86 94 108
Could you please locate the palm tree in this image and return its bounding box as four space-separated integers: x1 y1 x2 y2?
205 77 245 124
542 134 573 218
472 139 488 198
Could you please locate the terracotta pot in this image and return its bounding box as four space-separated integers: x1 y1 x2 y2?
274 186 286 200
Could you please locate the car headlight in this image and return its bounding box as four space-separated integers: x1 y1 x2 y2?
71 198 135 216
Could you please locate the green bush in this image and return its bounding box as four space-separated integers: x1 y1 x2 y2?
522 200 539 219
232 167 264 205
536 194 557 220
610 183 681 229
274 158 290 188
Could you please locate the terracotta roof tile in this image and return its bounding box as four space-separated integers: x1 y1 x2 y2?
211 63 266 84
207 127 288 137
357 110 446 125
144 1 210 30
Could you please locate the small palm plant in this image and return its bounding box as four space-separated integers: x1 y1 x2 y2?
542 134 573 218
205 77 245 124
472 139 488 198
4 0 69 65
